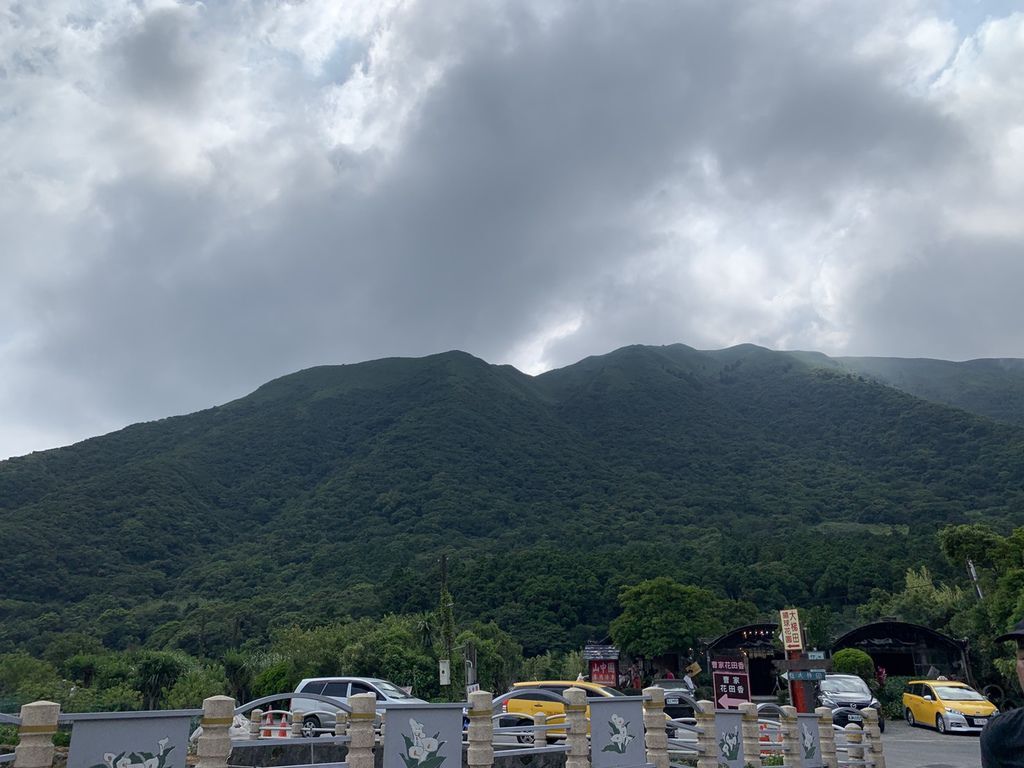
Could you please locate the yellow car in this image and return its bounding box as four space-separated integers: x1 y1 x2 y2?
902 679 997 734
500 680 626 742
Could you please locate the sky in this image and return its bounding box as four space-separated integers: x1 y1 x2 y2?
2 0 1024 460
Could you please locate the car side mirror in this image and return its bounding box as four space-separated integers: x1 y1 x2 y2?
923 695 933 701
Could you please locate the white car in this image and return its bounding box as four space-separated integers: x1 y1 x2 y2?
291 676 426 735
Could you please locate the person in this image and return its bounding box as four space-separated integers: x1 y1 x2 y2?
981 618 1024 767
681 671 695 695
682 662 699 695
664 669 676 680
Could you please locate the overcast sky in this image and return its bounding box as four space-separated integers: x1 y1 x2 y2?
2 0 1023 459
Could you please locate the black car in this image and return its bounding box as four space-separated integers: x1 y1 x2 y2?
654 679 697 720
816 674 885 732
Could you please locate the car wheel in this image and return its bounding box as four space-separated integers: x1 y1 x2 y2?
515 720 535 744
936 714 947 734
905 708 915 727
302 716 321 738
879 716 885 733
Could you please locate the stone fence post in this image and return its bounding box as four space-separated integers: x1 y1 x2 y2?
694 700 717 768
197 695 235 768
844 723 863 764
739 702 761 768
642 686 669 768
862 709 884 768
13 701 59 768
291 709 304 738
466 690 494 768
334 709 349 737
532 713 547 749
347 693 376 768
815 707 837 768
249 708 263 740
564 687 589 768
780 705 798 766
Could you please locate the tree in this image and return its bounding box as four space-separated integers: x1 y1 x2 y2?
134 651 187 709
858 566 966 629
610 577 756 658
163 665 229 708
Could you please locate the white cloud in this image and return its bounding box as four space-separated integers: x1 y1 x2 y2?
1 0 1024 458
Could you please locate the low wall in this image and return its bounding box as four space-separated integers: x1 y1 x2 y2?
228 743 568 768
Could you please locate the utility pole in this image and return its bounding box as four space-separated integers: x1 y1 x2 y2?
967 558 984 600
439 554 456 700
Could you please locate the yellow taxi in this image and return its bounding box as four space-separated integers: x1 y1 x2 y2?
902 679 997 734
500 680 626 742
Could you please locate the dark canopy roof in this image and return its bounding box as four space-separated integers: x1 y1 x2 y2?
832 620 966 651
706 623 779 651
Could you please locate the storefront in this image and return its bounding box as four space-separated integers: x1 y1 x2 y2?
831 621 971 684
704 623 784 700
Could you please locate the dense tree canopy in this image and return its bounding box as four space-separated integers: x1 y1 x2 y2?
2 344 1024 700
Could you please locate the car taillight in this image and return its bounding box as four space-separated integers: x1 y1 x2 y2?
501 701 507 713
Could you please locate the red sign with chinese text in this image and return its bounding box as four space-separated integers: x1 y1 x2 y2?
589 659 618 686
710 656 751 709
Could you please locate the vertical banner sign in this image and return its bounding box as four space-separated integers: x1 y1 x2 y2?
710 657 751 709
588 696 648 768
383 703 464 768
795 713 824 768
714 710 745 768
67 712 191 768
780 609 804 651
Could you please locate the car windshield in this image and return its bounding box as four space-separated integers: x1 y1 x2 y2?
821 678 870 695
374 681 416 699
934 685 986 702
598 686 626 697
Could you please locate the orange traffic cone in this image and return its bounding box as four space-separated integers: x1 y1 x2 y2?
278 714 289 738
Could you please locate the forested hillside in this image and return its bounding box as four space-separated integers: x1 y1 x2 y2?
3 343 1024 659
789 351 1024 427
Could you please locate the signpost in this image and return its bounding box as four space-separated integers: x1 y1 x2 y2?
710 656 751 710
780 609 810 713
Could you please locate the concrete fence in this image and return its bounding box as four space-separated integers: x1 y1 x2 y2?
4 687 886 768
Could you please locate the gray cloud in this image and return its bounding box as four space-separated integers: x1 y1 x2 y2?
1 0 1023 458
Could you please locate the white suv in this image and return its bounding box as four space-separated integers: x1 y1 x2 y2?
290 677 426 735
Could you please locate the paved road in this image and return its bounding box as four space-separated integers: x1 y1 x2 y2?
882 719 983 768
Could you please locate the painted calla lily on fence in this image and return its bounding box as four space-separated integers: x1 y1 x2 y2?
401 718 445 768
601 713 635 754
90 737 173 768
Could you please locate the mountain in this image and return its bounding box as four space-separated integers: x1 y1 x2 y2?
836 357 1024 428
3 344 1024 656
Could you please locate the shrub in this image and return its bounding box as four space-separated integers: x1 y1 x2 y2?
831 649 874 683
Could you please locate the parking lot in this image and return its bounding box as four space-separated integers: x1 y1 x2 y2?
882 719 983 768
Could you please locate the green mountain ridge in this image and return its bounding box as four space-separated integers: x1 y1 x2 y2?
3 344 1024 656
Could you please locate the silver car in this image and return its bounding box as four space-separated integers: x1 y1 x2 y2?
290 676 426 736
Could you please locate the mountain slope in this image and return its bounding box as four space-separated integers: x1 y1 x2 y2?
3 344 1024 655
786 351 1024 427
